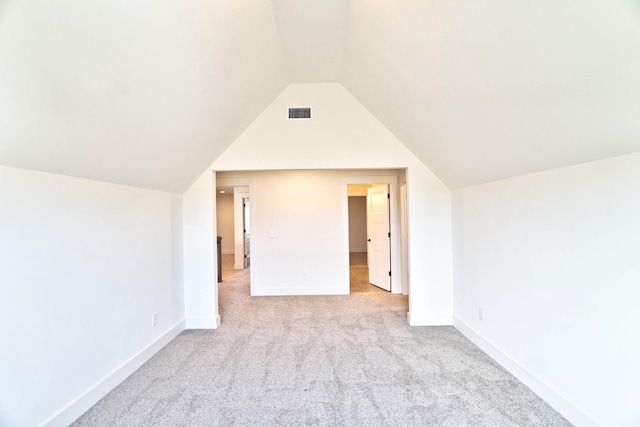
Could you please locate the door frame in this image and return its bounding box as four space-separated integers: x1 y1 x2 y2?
234 188 250 269
343 175 404 294
242 197 250 268
216 176 257 292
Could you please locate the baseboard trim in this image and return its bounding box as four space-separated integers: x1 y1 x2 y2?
452 316 599 427
185 315 220 329
43 320 185 427
221 249 234 255
251 287 348 296
407 312 452 326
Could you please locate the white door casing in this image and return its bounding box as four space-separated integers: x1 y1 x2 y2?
233 188 249 270
243 198 250 268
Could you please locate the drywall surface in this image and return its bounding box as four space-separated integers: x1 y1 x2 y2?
215 193 234 254
0 166 184 427
348 196 367 252
238 170 354 295
182 171 218 329
343 0 640 189
183 83 453 325
452 152 640 426
0 0 286 192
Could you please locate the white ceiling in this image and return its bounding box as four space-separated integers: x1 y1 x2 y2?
342 0 640 188
272 0 350 83
0 0 287 192
1 0 640 192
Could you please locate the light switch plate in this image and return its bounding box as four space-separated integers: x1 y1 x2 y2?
268 230 279 238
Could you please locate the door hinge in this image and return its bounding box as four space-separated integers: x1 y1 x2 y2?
388 232 391 238
244 255 247 258
388 271 391 277
387 193 390 199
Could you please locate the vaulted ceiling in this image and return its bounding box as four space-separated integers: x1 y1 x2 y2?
1 0 639 192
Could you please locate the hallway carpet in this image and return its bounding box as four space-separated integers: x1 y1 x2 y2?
72 267 570 426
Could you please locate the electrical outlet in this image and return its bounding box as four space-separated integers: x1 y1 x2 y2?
478 308 484 321
303 271 309 279
152 313 158 327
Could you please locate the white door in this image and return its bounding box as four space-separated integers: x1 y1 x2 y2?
367 185 391 291
243 198 250 268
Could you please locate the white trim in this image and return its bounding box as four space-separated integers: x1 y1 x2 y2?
221 249 234 255
185 316 220 329
453 316 600 427
42 320 185 427
407 312 452 326
233 189 250 272
399 183 409 296
252 286 348 296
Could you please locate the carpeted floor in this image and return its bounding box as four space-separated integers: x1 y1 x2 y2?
72 258 571 426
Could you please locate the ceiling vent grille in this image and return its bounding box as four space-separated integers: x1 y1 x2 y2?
288 107 311 119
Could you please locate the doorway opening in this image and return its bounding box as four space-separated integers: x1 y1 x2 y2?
214 169 409 325
215 182 252 286
348 184 392 293
346 176 407 296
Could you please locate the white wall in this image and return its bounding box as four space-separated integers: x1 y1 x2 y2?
182 171 218 329
215 193 234 254
348 196 367 252
0 165 184 427
183 83 453 325
243 170 350 295
452 152 640 427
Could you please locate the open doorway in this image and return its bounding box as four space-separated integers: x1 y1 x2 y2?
214 169 407 317
347 183 394 293
215 189 235 281
215 182 252 285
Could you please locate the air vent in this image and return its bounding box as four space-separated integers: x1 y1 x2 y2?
288 107 311 119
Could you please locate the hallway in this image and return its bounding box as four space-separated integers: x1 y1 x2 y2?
221 253 389 294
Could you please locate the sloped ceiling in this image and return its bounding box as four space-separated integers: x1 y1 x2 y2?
1 0 640 192
0 0 287 192
342 0 640 188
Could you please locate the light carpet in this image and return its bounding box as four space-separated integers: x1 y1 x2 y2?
72 267 570 426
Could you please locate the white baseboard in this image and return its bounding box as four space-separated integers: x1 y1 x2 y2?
185 315 220 329
349 248 367 253
452 316 599 427
221 249 234 255
407 312 452 326
233 263 244 269
251 287 348 296
43 320 185 427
